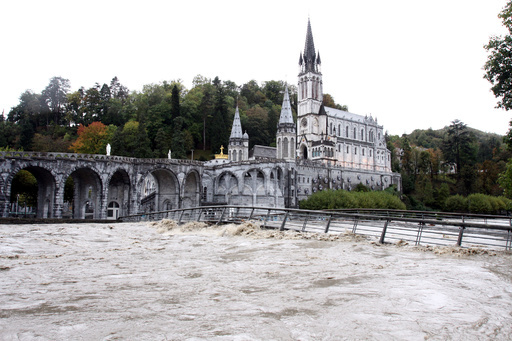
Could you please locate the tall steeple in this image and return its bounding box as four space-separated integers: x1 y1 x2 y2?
297 18 324 161
299 18 321 74
303 18 316 72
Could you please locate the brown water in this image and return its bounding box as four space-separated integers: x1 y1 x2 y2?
0 221 511 340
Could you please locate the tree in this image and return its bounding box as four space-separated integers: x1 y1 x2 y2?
170 84 181 123
499 158 512 198
484 1 512 110
209 77 229 153
69 121 109 154
42 77 70 126
441 120 475 176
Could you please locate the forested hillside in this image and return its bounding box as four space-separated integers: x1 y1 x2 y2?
2 75 511 210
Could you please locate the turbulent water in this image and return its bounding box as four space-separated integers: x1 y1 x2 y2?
0 220 511 340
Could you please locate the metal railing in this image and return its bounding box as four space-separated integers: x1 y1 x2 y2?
119 206 512 251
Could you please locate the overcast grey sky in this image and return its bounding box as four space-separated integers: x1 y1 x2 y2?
1 0 510 135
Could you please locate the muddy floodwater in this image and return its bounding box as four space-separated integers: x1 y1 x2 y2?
0 220 511 340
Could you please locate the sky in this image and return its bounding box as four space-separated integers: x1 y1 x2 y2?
0 0 510 136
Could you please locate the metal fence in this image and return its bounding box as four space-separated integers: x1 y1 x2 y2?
119 206 512 251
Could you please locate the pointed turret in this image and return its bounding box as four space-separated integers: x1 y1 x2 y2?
278 86 294 125
276 86 296 160
228 106 249 162
229 106 243 139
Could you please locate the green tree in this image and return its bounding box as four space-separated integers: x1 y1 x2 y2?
484 1 512 110
209 76 229 153
42 76 70 126
441 120 475 176
498 158 512 198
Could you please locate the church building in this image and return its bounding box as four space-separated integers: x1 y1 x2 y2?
296 19 392 172
205 19 400 208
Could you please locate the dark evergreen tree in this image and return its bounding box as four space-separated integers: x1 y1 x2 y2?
442 120 476 176
171 117 187 159
209 77 229 153
42 76 70 126
170 84 181 125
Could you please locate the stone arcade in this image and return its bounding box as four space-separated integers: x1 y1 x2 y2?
0 20 400 219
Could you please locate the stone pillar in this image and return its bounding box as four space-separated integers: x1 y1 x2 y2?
53 184 65 219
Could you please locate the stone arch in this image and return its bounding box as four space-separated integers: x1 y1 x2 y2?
106 168 131 218
182 170 201 208
141 168 179 213
270 166 284 197
66 166 103 219
242 168 266 206
6 165 57 218
215 171 239 205
300 144 308 160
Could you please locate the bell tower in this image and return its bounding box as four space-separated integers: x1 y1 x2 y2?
297 18 324 159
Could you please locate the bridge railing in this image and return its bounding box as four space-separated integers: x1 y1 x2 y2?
0 151 205 165
119 206 512 251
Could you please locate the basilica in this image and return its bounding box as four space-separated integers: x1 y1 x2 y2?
203 19 400 208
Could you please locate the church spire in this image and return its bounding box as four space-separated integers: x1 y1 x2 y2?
303 18 317 73
229 106 243 139
278 85 294 125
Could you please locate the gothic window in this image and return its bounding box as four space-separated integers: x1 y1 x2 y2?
361 129 364 141
338 124 341 136
347 146 350 154
233 150 237 162
370 150 373 157
283 138 289 158
329 122 333 135
290 138 295 157
353 127 357 139
346 126 349 137
369 131 374 142
355 147 357 155
362 149 365 156
239 150 242 161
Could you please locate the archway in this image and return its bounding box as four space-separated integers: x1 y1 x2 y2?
107 169 131 218
141 169 179 212
301 145 308 160
9 167 56 218
182 171 200 208
68 167 102 219
215 172 238 204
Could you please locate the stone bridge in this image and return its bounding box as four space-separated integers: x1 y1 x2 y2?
0 151 292 219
